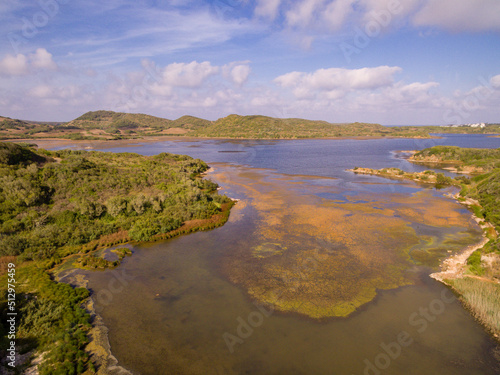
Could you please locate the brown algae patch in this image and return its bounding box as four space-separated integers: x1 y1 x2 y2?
210 165 482 318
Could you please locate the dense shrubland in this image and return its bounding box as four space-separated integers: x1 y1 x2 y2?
0 142 230 260
0 142 232 373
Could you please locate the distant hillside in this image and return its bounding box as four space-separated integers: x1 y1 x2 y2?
170 115 213 130
62 111 213 138
4 110 499 141
192 114 430 139
0 116 58 139
402 124 500 135
67 110 172 129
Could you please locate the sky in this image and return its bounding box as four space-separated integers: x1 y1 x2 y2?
0 0 499 125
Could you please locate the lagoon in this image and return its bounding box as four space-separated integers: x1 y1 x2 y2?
73 134 500 374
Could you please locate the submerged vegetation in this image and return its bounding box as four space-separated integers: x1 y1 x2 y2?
353 145 500 339
0 142 232 373
214 165 478 319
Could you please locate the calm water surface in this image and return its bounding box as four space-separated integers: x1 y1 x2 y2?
82 134 500 374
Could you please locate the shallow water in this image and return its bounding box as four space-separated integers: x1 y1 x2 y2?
81 135 500 374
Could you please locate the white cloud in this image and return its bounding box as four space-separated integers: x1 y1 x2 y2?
160 61 219 88
0 48 58 77
274 66 402 99
229 64 251 86
30 49 58 70
413 0 500 32
286 0 327 27
255 0 282 19
323 0 355 31
269 65 447 123
254 0 500 43
490 74 500 89
384 81 439 104
0 54 29 76
28 84 81 99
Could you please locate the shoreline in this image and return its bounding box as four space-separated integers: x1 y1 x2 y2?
430 193 497 284
349 156 500 342
67 272 133 375
51 197 235 374
1 134 438 149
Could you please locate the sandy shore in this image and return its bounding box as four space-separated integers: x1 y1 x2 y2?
430 194 496 283
430 234 489 283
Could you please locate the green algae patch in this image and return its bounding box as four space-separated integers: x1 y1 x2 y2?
212 166 483 319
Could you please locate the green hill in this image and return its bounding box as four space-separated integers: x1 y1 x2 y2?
67 110 172 130
62 111 213 138
192 114 420 139
0 116 57 139
170 115 213 130
11 111 500 140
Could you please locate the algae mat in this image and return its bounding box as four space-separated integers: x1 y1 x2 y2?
210 164 481 318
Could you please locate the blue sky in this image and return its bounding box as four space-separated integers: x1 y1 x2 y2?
0 0 499 125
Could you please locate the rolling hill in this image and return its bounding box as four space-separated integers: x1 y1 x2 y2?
5 110 498 140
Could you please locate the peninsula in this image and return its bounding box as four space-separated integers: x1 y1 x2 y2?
0 142 233 374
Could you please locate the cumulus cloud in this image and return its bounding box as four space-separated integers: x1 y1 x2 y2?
222 63 251 86
270 65 445 123
0 48 57 76
413 0 500 32
160 61 219 88
274 66 402 98
30 49 58 70
491 74 500 89
140 60 251 98
0 54 28 76
102 59 253 116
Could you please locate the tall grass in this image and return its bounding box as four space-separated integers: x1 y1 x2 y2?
451 277 500 337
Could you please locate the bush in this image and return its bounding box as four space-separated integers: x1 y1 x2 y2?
467 249 485 276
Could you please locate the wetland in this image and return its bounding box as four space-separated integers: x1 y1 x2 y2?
33 134 500 374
